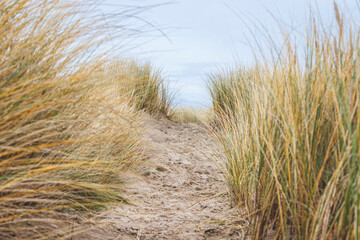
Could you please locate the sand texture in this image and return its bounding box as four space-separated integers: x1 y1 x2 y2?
79 117 243 239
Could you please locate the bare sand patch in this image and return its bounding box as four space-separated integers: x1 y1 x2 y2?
77 117 243 239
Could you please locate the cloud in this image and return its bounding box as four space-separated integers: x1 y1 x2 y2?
103 0 360 107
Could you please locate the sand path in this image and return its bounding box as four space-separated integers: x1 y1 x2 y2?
86 117 242 239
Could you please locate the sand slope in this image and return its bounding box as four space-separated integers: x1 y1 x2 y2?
84 117 242 239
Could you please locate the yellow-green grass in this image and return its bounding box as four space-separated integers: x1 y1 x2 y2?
0 0 169 238
210 5 359 240
172 107 212 123
104 60 173 117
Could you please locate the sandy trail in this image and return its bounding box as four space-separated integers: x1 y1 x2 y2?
85 117 242 239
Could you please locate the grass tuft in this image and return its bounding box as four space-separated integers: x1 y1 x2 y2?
104 60 173 117
210 4 360 239
172 107 211 123
0 0 171 238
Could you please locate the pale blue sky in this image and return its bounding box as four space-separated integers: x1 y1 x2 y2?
100 0 359 107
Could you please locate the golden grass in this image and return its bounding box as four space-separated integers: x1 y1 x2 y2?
210 4 360 239
104 60 173 117
172 107 212 123
0 0 170 238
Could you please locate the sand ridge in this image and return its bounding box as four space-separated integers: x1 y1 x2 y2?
83 117 243 239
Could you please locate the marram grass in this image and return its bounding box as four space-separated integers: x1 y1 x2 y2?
210 4 359 240
0 0 171 239
104 60 173 117
172 107 211 123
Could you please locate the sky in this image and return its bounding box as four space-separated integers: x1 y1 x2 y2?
100 0 360 107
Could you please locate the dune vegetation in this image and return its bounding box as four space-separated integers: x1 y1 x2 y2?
209 4 360 239
172 107 211 123
0 0 171 238
106 60 173 117
2 0 359 239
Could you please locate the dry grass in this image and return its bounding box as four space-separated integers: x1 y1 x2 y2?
0 0 170 238
104 60 173 117
210 4 359 239
172 107 211 123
